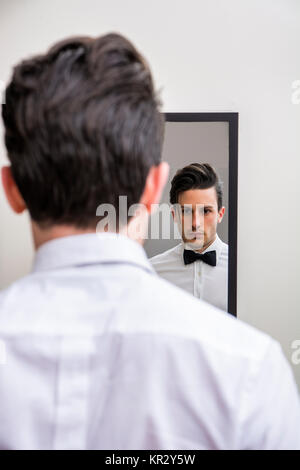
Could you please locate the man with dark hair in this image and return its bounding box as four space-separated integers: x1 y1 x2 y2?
150 163 228 311
1 33 300 450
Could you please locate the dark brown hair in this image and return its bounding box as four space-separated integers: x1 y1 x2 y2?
2 33 164 228
170 163 223 210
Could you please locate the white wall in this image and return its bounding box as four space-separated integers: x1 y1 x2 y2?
0 0 299 388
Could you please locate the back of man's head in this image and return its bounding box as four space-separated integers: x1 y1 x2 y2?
2 33 164 229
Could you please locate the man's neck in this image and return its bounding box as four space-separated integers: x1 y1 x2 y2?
31 219 147 251
194 234 217 253
31 223 97 250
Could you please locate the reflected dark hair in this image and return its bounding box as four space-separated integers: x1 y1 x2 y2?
170 163 223 211
2 33 164 228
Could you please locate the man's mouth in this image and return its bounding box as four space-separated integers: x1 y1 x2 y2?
189 232 204 239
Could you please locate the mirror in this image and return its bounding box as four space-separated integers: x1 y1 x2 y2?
144 113 238 316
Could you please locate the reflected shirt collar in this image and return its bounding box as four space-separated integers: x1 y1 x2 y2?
32 232 156 275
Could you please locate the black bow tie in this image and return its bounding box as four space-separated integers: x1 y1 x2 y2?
183 249 217 266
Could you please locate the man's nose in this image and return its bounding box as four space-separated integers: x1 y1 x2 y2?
192 210 203 230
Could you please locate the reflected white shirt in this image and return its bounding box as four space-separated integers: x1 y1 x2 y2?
0 232 299 450
150 234 228 311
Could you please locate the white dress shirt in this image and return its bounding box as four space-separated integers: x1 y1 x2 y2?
0 232 299 450
150 234 228 311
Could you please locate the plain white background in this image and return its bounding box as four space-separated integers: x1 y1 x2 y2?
0 0 299 388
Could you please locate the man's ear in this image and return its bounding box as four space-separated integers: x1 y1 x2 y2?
1 166 26 214
218 206 225 223
139 161 169 213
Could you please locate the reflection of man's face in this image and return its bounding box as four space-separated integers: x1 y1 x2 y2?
173 187 225 252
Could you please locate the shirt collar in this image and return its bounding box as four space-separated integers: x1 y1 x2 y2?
32 232 156 275
181 233 224 265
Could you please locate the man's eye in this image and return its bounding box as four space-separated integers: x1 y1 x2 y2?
204 209 211 214
182 208 192 214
